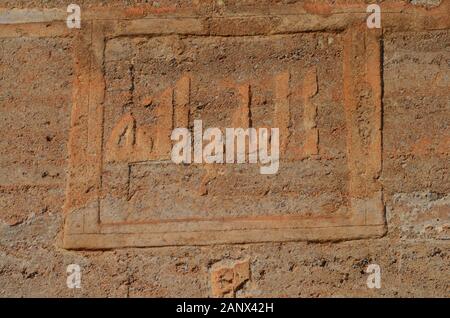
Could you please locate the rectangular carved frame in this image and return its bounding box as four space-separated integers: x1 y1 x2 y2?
63 19 386 249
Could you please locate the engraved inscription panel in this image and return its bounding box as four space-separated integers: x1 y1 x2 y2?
63 19 385 249
101 33 348 223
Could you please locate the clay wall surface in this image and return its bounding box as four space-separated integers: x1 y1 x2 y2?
0 0 448 297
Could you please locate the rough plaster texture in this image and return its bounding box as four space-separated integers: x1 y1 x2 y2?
0 0 448 297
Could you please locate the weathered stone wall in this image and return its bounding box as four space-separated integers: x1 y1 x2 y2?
0 0 448 297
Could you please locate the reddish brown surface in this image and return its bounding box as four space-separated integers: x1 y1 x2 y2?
0 1 448 297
